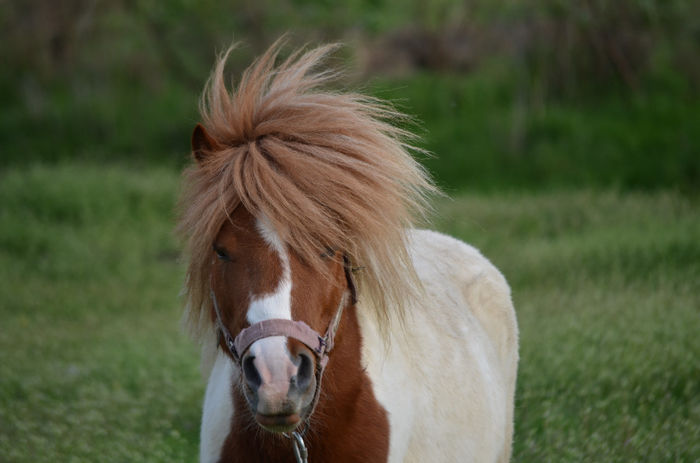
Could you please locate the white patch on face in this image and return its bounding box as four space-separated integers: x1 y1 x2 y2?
247 216 292 324
244 216 296 394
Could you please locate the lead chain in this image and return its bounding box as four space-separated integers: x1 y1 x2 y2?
291 431 308 463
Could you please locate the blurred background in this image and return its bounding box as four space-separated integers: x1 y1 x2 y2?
1 1 698 461
3 0 699 190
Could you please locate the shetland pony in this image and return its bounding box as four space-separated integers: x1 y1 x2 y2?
178 42 518 462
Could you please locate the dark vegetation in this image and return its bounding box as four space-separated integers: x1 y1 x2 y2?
2 0 699 191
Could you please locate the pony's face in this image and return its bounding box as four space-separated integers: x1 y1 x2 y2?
210 206 348 433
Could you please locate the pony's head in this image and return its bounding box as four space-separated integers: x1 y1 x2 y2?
178 40 435 433
209 205 353 431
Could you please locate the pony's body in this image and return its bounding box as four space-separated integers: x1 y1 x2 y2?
199 229 517 462
362 230 517 462
178 41 518 462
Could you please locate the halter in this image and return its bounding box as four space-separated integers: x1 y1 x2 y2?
209 255 358 462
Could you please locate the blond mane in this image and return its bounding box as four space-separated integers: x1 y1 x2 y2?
178 40 437 340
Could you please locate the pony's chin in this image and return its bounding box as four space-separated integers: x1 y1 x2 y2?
255 413 301 433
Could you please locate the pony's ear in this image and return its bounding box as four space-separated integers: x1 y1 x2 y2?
191 123 218 165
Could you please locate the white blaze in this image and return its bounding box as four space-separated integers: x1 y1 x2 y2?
245 216 295 394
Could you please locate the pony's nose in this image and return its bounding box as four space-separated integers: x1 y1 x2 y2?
241 348 314 396
240 337 317 416
240 340 319 432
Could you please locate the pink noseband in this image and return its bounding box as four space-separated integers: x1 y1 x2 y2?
232 318 330 366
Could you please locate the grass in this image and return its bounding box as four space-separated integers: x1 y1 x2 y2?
1 163 699 461
0 164 200 461
435 191 700 460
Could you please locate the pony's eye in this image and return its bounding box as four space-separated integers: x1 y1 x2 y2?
213 245 230 261
320 247 336 259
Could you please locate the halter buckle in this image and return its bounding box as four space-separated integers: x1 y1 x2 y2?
316 336 326 354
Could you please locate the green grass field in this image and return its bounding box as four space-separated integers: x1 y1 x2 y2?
1 163 698 461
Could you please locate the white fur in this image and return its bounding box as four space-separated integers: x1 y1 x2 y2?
199 228 518 462
245 278 292 324
357 229 519 462
248 216 292 324
199 351 236 463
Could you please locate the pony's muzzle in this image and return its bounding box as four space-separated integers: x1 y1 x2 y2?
241 337 317 432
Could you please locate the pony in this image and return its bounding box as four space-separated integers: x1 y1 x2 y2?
178 41 518 462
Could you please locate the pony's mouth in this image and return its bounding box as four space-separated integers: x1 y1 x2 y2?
255 412 301 433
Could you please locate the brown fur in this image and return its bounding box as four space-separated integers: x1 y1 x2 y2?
178 40 437 341
210 206 390 461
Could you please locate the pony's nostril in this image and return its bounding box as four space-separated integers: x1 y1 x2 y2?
294 352 314 391
242 355 262 390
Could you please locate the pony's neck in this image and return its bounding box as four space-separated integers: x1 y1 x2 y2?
219 306 390 462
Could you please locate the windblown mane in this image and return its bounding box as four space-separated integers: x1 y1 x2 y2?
178 41 436 339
